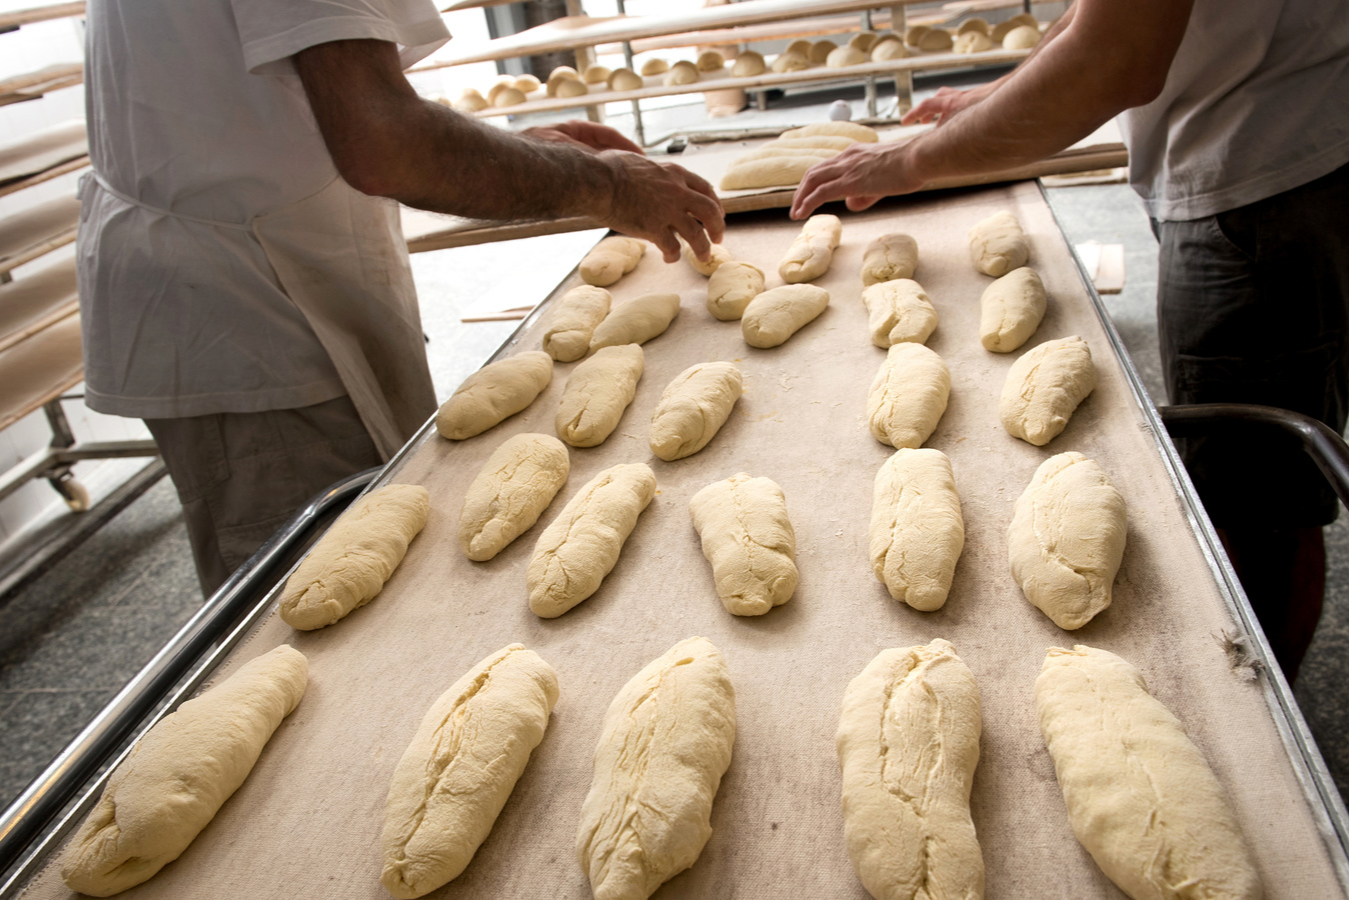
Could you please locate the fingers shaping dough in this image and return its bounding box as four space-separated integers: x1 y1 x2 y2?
682 239 734 276
1036 645 1262 900
979 266 1046 352
436 351 553 440
781 121 879 142
527 463 657 618
999 335 1096 446
863 279 938 347
779 213 843 283
556 344 645 447
861 233 919 286
580 236 646 287
968 211 1030 277
721 155 822 191
1009 452 1126 630
380 645 558 899
280 484 430 630
689 472 798 616
459 433 570 561
868 342 950 449
838 639 983 900
577 637 736 900
543 285 612 362
61 646 308 897
870 448 964 610
590 292 680 351
742 284 830 348
707 261 765 321
649 361 743 461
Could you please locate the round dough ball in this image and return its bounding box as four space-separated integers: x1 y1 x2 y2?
514 74 541 94
991 13 1038 42
826 44 867 67
696 50 725 71
849 31 878 51
492 87 526 108
808 40 837 63
608 67 643 91
957 16 990 35
871 37 907 61
555 78 589 98
771 51 811 73
583 65 611 84
640 58 669 76
905 25 930 47
918 28 954 51
546 67 581 97
1003 24 1041 49
486 76 516 104
786 39 813 56
453 89 488 112
664 61 700 85
954 31 994 53
732 50 766 76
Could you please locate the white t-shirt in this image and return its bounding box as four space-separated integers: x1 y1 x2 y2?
1119 0 1349 222
79 0 449 418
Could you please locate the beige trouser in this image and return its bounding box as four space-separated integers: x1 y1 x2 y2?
146 395 382 596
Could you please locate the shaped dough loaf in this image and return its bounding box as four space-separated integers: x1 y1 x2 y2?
554 78 589 99
664 61 699 85
729 145 840 166
732 50 766 76
771 51 810 73
721 155 821 191
979 266 1046 352
577 637 736 900
861 233 919 286
741 283 830 348
639 58 668 76
968 211 1030 277
1036 645 1262 900
381 645 558 899
863 279 938 347
954 30 993 52
61 646 308 897
280 484 430 630
838 639 983 900
649 361 743 461
917 28 954 51
991 13 1037 42
580 237 646 286
779 214 843 283
809 40 837 63
459 433 569 561
870 37 907 60
527 463 657 618
781 121 879 142
590 293 680 352
867 342 950 449
827 44 867 66
999 335 1096 445
689 473 797 615
707 261 765 320
870 448 964 610
436 351 553 440
1002 24 1040 49
543 285 612 362
696 50 725 71
682 239 734 276
1009 452 1126 629
556 344 644 447
609 68 643 91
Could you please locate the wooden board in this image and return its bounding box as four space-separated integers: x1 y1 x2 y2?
0 2 84 30
0 119 87 186
0 194 80 275
0 311 82 432
0 256 79 353
0 63 84 107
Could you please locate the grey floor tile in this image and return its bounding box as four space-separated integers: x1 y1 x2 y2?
0 689 117 811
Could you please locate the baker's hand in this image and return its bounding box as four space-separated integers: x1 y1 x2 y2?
901 85 989 126
599 151 725 263
790 142 923 220
524 121 644 154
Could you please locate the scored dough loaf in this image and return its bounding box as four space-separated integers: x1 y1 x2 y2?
576 636 736 900
870 448 964 610
380 645 558 899
682 239 734 276
786 38 812 56
826 44 868 67
689 472 798 616
721 155 821 191
492 87 525 108
514 74 541 93
590 292 680 351
860 232 919 285
435 350 553 440
999 335 1096 445
838 639 983 900
741 284 829 348
61 646 308 897
771 51 811 73
707 261 765 320
781 121 879 142
527 463 656 618
280 484 430 630
779 213 843 283
543 285 612 362
649 361 743 461
459 433 569 561
968 210 1030 277
453 90 488 112
867 342 951 449
862 279 938 347
580 236 646 287
1035 645 1263 900
556 344 644 447
979 266 1046 352
1009 452 1126 630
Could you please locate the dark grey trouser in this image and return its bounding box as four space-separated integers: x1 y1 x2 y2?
146 395 381 596
1155 161 1349 529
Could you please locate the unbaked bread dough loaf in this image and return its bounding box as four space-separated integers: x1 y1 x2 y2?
493 87 526 108
664 60 700 85
918 28 954 51
779 213 842 283
957 16 990 35
861 232 919 285
1009 452 1126 629
870 448 964 610
60 645 308 897
827 44 868 67
555 78 588 98
1036 645 1263 900
556 344 644 447
781 121 879 142
459 433 569 561
954 30 994 53
696 50 725 71
770 135 858 150
649 361 743 461
862 279 938 347
809 40 837 63
690 473 797 615
1002 24 1040 49
707 261 765 320
547 66 580 97
453 89 488 112
543 285 611 362
870 36 907 60
868 342 950 449
576 637 736 900
639 58 668 76
838 639 983 900
608 68 643 91
732 50 766 76
849 31 878 51
979 266 1046 352
581 236 646 287
528 463 657 617
681 239 733 276
741 283 830 348
786 39 812 56
968 210 1030 276
486 76 515 105
514 74 541 93
904 25 930 47
720 155 821 191
590 292 681 351
280 484 430 630
991 12 1037 42
380 645 558 898
999 335 1096 445
584 65 611 85
729 145 840 166
771 51 811 73
436 351 553 440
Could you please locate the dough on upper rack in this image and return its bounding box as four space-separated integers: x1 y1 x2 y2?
689 472 797 616
1009 452 1126 630
556 344 644 448
492 87 526 107
732 50 766 76
707 261 765 320
380 644 558 899
849 31 879 51
809 40 837 63
547 66 580 97
576 637 736 900
827 44 868 67
968 210 1030 276
954 30 994 53
664 61 700 85
459 433 569 561
868 341 950 449
838 639 983 900
720 155 821 191
639 58 668 76
514 74 540 93
1036 645 1263 900
741 284 830 348
649 361 743 461
681 238 734 276
862 279 938 347
771 51 811 73
957 16 990 35
991 13 1037 42
999 335 1096 445
1002 24 1040 49
280 484 430 630
590 292 680 351
870 448 964 610
781 121 878 142
580 236 646 287
779 213 842 283
608 68 643 91
584 65 611 85
542 285 611 362
918 28 954 51
905 25 930 47
696 50 725 71
555 79 588 98
870 37 907 61
436 350 553 440
979 266 1046 352
453 89 488 112
786 39 812 56
860 232 919 285
60 645 308 897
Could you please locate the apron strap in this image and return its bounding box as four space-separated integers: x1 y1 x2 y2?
88 171 253 232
